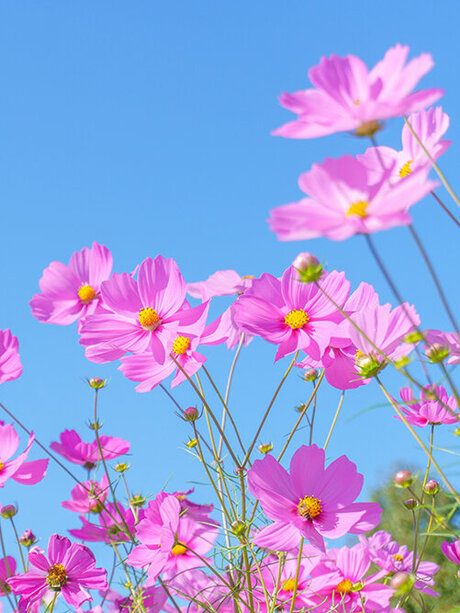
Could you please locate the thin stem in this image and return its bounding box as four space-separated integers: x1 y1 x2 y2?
413 425 434 573
0 522 18 609
309 383 317 446
159 577 183 613
323 392 345 451
9 517 26 572
289 538 304 613
440 362 460 408
404 116 460 210
408 224 459 331
431 191 460 227
219 333 246 458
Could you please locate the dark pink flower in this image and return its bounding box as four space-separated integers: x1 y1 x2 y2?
441 540 460 565
232 267 350 361
172 488 214 520
69 503 138 544
62 474 110 514
8 534 107 611
273 45 442 139
50 429 130 470
0 423 48 488
79 256 189 364
30 243 113 329
0 330 22 385
247 444 381 551
269 155 436 242
397 384 459 427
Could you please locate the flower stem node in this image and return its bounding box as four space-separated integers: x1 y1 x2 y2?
115 462 130 473
0 505 17 519
258 442 273 455
303 368 319 382
293 252 323 283
404 498 418 510
394 470 413 488
184 406 199 422
89 420 103 431
231 520 246 537
88 377 106 389
424 479 439 496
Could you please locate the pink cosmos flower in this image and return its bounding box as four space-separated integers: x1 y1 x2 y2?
423 329 460 365
8 534 107 611
397 384 459 427
119 302 214 391
360 531 439 596
30 243 113 329
232 267 350 361
166 570 243 613
0 556 16 597
441 540 460 565
0 330 22 385
308 544 394 612
0 423 48 488
50 429 130 470
269 155 437 242
247 444 381 551
62 474 110 514
173 488 213 520
69 503 138 544
79 256 189 364
273 45 443 139
359 107 450 184
187 270 254 300
128 492 218 586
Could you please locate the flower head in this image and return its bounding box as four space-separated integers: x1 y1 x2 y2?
397 384 458 427
62 474 110 514
0 330 22 385
0 423 48 488
441 539 460 565
187 270 254 300
50 430 130 470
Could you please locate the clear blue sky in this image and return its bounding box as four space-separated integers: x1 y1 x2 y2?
0 1 459 601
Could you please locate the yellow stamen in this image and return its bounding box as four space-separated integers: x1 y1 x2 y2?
241 275 255 280
138 307 160 330
172 336 191 355
393 554 404 562
47 563 68 590
78 285 96 304
0 461 3 472
284 309 309 330
281 578 296 592
171 544 187 556
399 160 413 178
297 495 322 520
336 579 353 594
346 200 369 218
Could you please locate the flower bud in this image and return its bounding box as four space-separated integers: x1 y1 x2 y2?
355 351 384 378
184 406 199 422
304 368 318 382
403 499 418 510
404 331 424 344
231 520 246 537
89 420 102 431
424 480 439 496
425 343 449 364
394 356 410 369
258 442 273 455
19 529 36 547
293 252 323 283
0 505 17 519
186 438 198 449
130 494 146 507
390 572 414 593
89 377 106 389
115 462 130 473
394 470 413 488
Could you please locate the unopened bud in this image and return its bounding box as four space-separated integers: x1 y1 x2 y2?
404 331 424 344
184 406 199 422
293 252 323 284
404 499 418 510
231 520 246 537
394 470 413 487
130 494 146 507
454 427 460 437
304 368 318 382
355 352 384 378
89 377 106 389
390 572 414 593
424 480 439 496
258 442 273 455
19 529 36 547
425 343 449 364
186 438 198 449
115 462 129 473
0 505 17 519
394 356 410 369
89 420 102 431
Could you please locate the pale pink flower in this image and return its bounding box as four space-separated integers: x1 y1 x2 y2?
0 423 48 488
397 384 459 427
0 330 22 385
62 474 110 514
273 45 443 139
423 329 460 365
269 155 437 242
30 243 112 329
50 429 130 470
187 270 254 300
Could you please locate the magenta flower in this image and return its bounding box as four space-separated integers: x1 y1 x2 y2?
273 45 443 140
441 540 460 565
62 474 109 514
308 544 394 612
269 155 436 242
69 502 138 544
119 302 213 391
397 384 458 427
79 255 190 364
8 534 107 611
360 107 450 184
0 330 22 385
0 556 16 597
173 488 213 520
232 267 350 361
30 243 113 329
128 492 218 585
188 269 254 300
0 423 48 488
50 429 130 470
247 444 381 551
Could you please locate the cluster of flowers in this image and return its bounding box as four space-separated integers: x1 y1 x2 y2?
0 43 459 613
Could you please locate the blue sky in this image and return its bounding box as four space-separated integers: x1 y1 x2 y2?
0 1 459 604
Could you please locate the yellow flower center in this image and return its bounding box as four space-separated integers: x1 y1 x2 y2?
78 285 96 304
281 578 296 592
297 495 322 521
284 309 309 330
393 554 404 562
0 461 4 472
335 579 353 595
171 544 187 556
399 160 413 178
138 308 161 330
346 200 369 218
47 563 68 590
172 336 191 355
